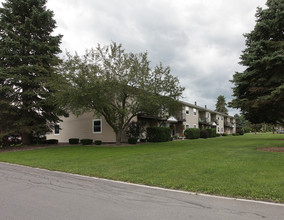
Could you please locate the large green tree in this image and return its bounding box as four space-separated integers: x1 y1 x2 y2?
230 0 284 125
215 95 228 114
59 43 184 144
0 0 66 144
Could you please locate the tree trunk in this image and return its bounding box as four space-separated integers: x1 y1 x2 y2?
22 132 31 145
115 130 123 145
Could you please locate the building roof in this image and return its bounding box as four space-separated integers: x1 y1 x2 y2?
179 100 234 118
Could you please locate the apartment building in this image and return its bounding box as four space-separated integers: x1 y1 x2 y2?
46 100 236 143
160 101 236 137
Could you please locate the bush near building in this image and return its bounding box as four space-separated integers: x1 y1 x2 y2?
184 128 200 139
69 138 79 144
94 140 102 145
200 129 209 138
147 127 171 142
128 137 137 144
80 139 93 145
206 128 216 138
46 139 58 144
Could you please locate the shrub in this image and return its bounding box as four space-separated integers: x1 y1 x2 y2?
94 140 102 145
243 127 252 133
147 127 171 142
69 138 79 144
206 128 216 138
216 133 221 137
126 121 145 139
46 139 58 144
232 133 240 136
200 129 209 138
31 133 46 144
80 139 93 145
236 129 244 135
173 134 178 140
222 133 228 136
140 138 147 143
184 128 200 139
212 128 217 137
128 137 137 144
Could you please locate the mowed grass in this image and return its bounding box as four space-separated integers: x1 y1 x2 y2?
0 133 283 202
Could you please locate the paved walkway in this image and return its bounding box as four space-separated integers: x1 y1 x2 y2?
0 162 283 220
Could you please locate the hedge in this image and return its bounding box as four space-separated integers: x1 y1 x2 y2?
46 139 58 144
80 139 93 145
94 140 102 145
184 128 200 139
200 129 209 138
236 129 244 135
69 138 79 144
128 137 137 144
147 127 171 142
206 128 216 138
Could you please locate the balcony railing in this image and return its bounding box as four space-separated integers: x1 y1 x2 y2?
210 119 219 126
198 117 212 125
224 121 234 127
175 112 186 121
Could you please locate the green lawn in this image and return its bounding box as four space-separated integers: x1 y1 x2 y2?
0 133 283 202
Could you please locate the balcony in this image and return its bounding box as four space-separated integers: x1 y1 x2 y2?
175 112 186 122
210 119 219 126
224 121 234 127
198 117 212 125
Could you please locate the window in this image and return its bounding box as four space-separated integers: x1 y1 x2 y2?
54 124 60 135
217 126 220 132
221 127 223 132
93 119 102 133
193 108 197 116
221 117 223 120
185 106 190 115
193 124 197 128
186 124 189 129
218 116 220 120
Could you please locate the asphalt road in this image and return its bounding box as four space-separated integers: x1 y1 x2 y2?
0 162 283 220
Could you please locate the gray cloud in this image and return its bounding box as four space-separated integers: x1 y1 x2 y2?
0 0 267 115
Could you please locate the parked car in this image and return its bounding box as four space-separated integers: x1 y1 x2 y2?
277 130 284 134
1 134 22 147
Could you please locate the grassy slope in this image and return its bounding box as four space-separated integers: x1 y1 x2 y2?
0 133 283 202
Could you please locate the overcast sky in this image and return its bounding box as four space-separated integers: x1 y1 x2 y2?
2 0 268 115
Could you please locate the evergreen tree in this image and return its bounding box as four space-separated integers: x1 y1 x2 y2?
234 114 243 130
0 0 66 144
215 95 228 114
230 0 284 125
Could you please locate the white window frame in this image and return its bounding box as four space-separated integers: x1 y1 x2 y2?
93 119 102 134
193 124 197 128
193 108 197 116
186 123 189 129
217 126 220 132
54 123 60 135
185 106 190 115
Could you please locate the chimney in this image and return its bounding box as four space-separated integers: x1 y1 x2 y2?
195 101 197 106
205 105 207 109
